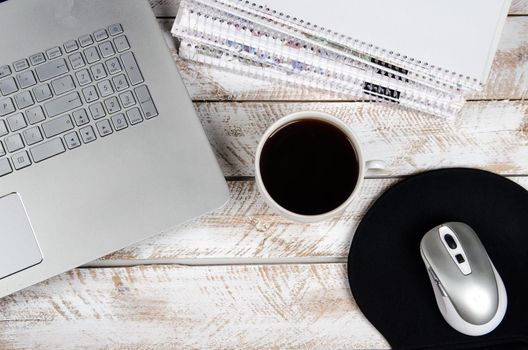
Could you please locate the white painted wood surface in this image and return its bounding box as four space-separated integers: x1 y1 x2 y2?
1 2 527 349
0 264 389 350
103 176 528 262
193 101 528 178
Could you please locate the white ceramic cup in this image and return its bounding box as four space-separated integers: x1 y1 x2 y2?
255 111 385 223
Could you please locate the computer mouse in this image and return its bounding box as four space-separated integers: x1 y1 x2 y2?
420 222 507 336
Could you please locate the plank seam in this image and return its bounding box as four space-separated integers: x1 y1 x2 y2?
83 257 348 268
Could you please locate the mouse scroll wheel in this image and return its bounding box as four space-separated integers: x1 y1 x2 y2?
444 234 457 249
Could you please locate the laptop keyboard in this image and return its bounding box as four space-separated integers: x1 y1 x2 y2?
0 23 158 177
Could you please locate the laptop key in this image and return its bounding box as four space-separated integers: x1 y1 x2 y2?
75 69 92 86
121 52 143 85
89 102 106 120
44 92 82 118
126 107 143 125
26 106 46 125
119 91 135 108
96 119 112 137
14 91 34 109
51 75 75 95
112 74 129 91
0 142 5 157
22 126 43 146
0 77 18 95
141 100 158 119
94 29 109 42
29 53 46 66
104 97 120 114
72 108 90 126
0 158 12 177
5 133 24 152
0 65 11 79
106 57 122 74
91 63 107 80
0 98 15 116
64 40 79 53
33 84 53 102
134 85 152 103
111 113 128 131
64 131 81 149
79 34 94 47
12 150 31 170
13 59 29 72
99 41 115 58
42 114 74 138
80 126 96 143
97 79 113 97
16 71 36 89
7 113 27 132
0 120 8 136
82 86 98 103
46 47 62 60
35 58 69 82
108 24 123 36
114 35 130 52
30 138 65 163
84 47 100 64
68 52 85 69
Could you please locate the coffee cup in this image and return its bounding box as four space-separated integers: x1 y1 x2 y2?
255 111 385 223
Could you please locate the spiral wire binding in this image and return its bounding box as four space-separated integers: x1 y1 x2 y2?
174 0 465 117
211 0 484 91
177 0 465 103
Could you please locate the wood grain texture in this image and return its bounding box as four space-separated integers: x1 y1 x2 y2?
150 0 528 17
159 16 528 101
0 264 389 350
511 0 528 14
103 176 528 261
103 178 394 261
193 100 528 178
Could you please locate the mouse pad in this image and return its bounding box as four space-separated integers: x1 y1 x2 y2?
348 168 528 350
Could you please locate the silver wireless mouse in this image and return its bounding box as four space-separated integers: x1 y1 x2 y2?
420 222 507 336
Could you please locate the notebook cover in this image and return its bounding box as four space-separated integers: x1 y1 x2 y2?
255 0 511 83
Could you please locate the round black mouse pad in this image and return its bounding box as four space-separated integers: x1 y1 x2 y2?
348 168 528 350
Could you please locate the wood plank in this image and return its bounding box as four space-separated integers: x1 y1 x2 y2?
103 178 394 260
150 0 528 17
158 16 528 101
103 176 528 261
511 0 528 14
193 100 528 178
0 264 389 350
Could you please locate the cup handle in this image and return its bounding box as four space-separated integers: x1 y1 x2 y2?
365 160 387 177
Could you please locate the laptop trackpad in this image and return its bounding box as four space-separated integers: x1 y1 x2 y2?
0 193 43 280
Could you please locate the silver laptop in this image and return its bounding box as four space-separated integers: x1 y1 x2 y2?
0 0 229 298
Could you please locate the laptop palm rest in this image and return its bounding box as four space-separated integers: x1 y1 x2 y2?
0 193 43 280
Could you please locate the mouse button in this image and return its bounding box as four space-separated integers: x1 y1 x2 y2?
0 193 43 280
445 272 500 325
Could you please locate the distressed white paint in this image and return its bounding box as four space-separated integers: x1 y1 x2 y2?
0 264 389 350
101 176 528 262
191 101 528 177
0 4 526 349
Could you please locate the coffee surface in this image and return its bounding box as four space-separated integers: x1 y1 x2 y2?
259 119 360 215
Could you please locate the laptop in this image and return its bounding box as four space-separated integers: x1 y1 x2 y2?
0 0 229 298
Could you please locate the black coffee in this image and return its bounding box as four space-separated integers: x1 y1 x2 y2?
259 119 360 216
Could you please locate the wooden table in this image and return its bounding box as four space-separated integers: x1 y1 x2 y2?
2 1 528 348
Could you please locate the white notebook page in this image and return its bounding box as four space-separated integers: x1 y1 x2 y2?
258 0 511 82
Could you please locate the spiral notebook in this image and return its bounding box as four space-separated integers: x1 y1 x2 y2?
240 0 511 90
172 0 510 117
